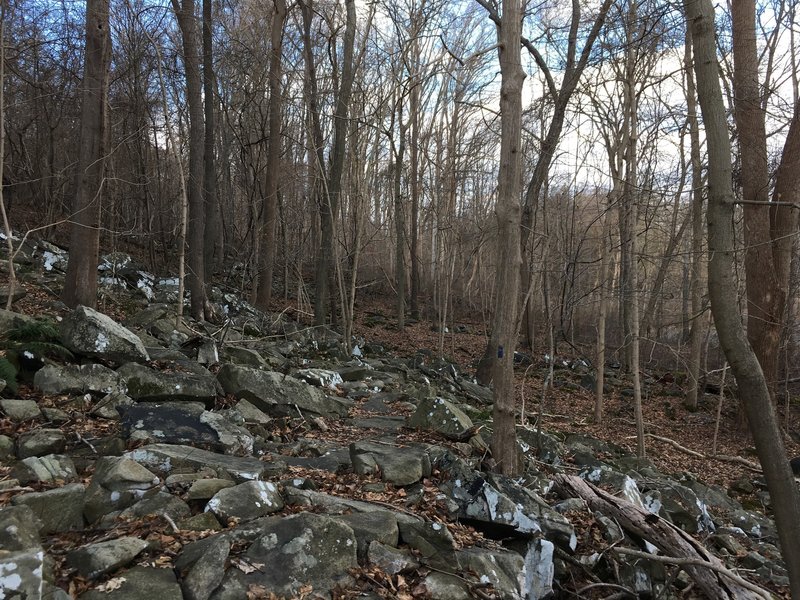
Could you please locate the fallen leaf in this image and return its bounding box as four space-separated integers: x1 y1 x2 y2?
96 577 126 592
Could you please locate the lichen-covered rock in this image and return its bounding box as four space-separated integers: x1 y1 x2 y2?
83 456 161 524
77 566 182 600
12 483 85 533
0 505 42 552
407 396 474 438
117 362 217 404
11 454 77 484
206 480 284 523
181 535 230 600
0 399 42 422
34 363 123 396
61 305 149 363
0 550 50 599
66 536 149 579
350 440 431 486
16 429 66 459
217 364 351 418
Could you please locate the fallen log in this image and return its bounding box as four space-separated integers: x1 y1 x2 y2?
552 474 770 599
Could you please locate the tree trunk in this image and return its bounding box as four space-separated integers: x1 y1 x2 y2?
393 99 406 331
685 0 800 594
254 0 287 310
685 22 705 410
173 0 208 321
202 0 220 278
62 0 111 309
732 0 788 397
313 0 355 326
490 0 525 477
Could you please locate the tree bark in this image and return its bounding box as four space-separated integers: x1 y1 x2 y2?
254 0 287 310
490 0 525 477
62 0 111 309
173 0 209 321
313 0 356 326
202 0 221 278
685 0 800 594
732 0 790 397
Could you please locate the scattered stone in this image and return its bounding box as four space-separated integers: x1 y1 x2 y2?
11 454 77 484
12 483 85 533
350 440 431 486
0 434 13 460
407 396 474 439
34 363 123 395
335 510 399 561
397 517 457 570
0 550 49 599
187 478 236 501
91 391 135 419
77 566 184 600
83 456 161 524
295 368 344 389
206 480 284 523
117 362 217 404
0 398 42 422
16 428 66 459
217 364 351 418
0 505 43 552
368 541 420 574
182 535 230 600
67 536 150 579
127 443 285 482
179 512 224 532
61 305 149 363
119 492 191 523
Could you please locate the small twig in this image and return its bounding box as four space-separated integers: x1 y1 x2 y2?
76 432 98 454
161 512 180 534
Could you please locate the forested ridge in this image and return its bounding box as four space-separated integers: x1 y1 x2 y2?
2 0 800 597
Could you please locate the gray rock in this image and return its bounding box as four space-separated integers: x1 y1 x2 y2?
117 362 217 404
16 428 66 458
335 511 399 561
180 512 224 532
84 456 161 524
407 396 474 438
121 402 252 455
523 539 555 600
67 536 150 579
0 505 43 552
350 440 431 486
0 308 34 331
217 364 351 418
187 479 236 501
34 363 123 395
295 368 344 389
11 454 77 484
220 346 268 368
421 572 470 599
230 399 272 425
127 444 285 482
119 492 191 523
61 305 149 363
92 391 135 419
76 566 182 599
206 480 284 523
41 406 70 424
0 550 50 599
458 547 524 600
397 517 456 570
367 541 420 574
0 398 42 422
223 512 358 597
12 483 85 533
182 535 230 600
0 434 13 460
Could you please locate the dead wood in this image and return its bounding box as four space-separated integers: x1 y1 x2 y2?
552 474 767 599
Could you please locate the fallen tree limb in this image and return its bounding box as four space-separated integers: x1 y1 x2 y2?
644 433 762 471
553 474 765 599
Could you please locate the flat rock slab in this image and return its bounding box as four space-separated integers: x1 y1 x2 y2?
407 396 474 438
77 566 183 600
206 480 284 523
0 399 42 422
216 364 351 418
12 483 85 533
83 456 161 524
215 512 358 598
127 443 286 482
16 428 66 458
350 440 431 486
0 505 43 552
117 363 217 405
34 363 123 396
121 402 253 455
67 536 150 579
11 454 77 484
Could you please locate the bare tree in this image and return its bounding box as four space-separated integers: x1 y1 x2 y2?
685 0 800 594
62 0 111 309
489 0 525 477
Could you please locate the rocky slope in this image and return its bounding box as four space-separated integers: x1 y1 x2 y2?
0 242 791 599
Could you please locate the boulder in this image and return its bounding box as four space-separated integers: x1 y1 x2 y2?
217 364 351 418
119 492 191 523
61 305 149 363
91 391 135 419
0 399 42 422
16 428 66 459
206 480 284 523
117 362 217 404
0 505 43 552
181 535 230 600
77 567 183 600
350 440 431 486
121 402 253 454
0 550 50 599
83 456 161 524
397 517 457 571
334 510 399 561
127 443 285 482
34 363 123 395
367 541 420 575
67 536 150 579
11 454 77 484
12 483 85 533
407 396 474 438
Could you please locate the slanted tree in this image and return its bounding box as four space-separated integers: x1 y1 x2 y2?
62 0 111 309
685 0 800 594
